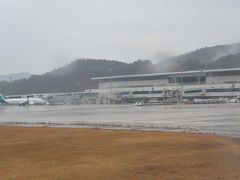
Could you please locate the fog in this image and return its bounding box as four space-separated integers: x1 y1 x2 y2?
0 0 240 74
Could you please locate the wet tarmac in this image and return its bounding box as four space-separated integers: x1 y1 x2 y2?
0 104 240 137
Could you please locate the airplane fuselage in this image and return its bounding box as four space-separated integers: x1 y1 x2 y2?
0 95 47 106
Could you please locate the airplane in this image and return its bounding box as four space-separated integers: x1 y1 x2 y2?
0 94 47 106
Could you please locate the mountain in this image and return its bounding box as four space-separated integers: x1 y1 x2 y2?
156 43 240 72
0 72 32 82
0 59 155 95
206 53 240 69
1 43 240 95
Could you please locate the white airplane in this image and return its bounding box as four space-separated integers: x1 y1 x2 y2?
0 94 47 106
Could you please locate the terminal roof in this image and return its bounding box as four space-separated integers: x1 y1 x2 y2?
92 68 240 80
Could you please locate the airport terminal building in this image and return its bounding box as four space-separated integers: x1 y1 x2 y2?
91 68 240 103
5 68 240 105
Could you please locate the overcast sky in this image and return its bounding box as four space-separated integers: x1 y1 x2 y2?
0 0 240 74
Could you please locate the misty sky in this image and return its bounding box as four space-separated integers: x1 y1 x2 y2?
0 0 240 74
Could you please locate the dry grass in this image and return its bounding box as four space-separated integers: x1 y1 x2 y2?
0 126 239 180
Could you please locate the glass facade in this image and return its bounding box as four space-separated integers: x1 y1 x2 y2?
184 89 203 94
206 88 240 93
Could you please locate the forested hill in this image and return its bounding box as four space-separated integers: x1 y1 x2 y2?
1 43 240 95
205 53 240 69
0 59 155 95
0 72 32 82
156 43 240 72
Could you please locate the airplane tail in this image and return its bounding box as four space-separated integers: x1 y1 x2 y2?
0 94 7 104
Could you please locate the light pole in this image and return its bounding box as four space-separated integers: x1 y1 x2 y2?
181 72 183 102
109 68 112 94
109 68 113 104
